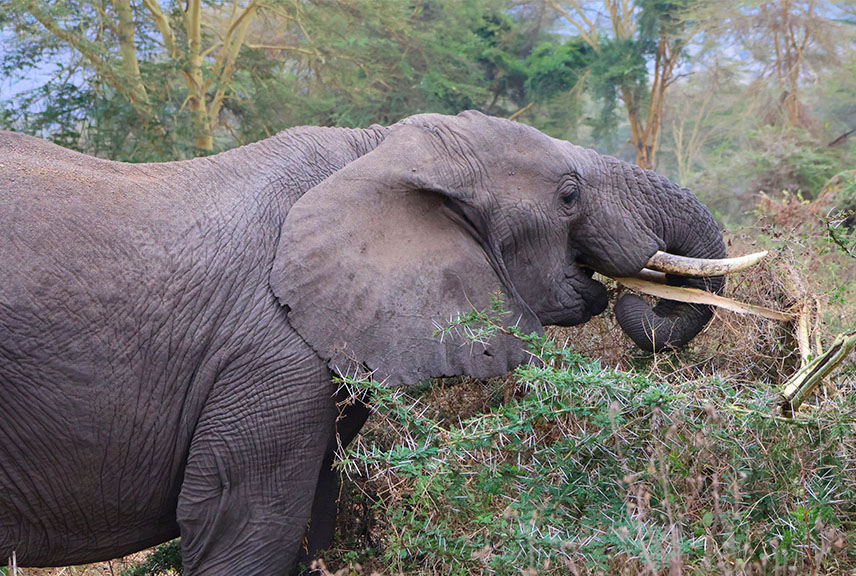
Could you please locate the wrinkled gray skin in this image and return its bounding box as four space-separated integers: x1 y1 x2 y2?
0 111 724 574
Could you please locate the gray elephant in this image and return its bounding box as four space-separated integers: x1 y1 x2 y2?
1 111 729 575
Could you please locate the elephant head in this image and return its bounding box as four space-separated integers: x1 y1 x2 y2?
271 111 726 385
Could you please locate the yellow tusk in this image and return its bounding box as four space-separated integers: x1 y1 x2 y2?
645 250 768 277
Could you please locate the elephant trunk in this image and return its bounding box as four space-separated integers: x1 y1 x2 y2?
613 170 726 352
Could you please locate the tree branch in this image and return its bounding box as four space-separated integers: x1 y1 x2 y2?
544 0 601 53
245 43 314 55
142 0 178 58
208 4 257 131
112 0 149 104
827 128 855 147
181 0 212 149
203 1 258 95
25 3 151 113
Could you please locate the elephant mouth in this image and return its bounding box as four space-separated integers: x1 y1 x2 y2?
580 265 595 277
578 264 608 316
546 263 608 327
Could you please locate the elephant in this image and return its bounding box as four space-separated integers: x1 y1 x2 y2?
0 111 732 575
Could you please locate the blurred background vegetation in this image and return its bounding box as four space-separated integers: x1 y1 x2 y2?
2 1 855 575
1 0 854 225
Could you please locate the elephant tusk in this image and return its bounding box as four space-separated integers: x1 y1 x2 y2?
645 250 768 278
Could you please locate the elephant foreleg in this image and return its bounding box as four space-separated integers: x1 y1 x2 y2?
298 394 371 572
176 352 335 576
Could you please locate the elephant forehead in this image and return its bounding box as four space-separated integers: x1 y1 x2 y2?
404 112 566 168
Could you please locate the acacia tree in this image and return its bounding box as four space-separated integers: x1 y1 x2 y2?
760 0 817 127
696 0 854 131
542 0 695 168
653 0 856 219
0 1 264 156
2 0 283 154
0 0 528 160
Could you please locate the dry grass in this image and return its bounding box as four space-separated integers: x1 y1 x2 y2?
7 552 149 576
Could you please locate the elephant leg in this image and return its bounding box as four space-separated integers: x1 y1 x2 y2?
176 352 335 576
296 393 371 572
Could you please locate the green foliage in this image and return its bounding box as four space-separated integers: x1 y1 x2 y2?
525 39 593 99
586 38 650 143
524 38 593 137
821 171 856 258
434 291 518 344
123 539 182 576
748 126 844 199
639 0 693 39
332 327 856 574
0 0 531 161
0 0 193 160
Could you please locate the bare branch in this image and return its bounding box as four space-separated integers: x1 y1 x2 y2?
245 43 314 55
544 0 601 53
203 1 259 95
142 0 178 57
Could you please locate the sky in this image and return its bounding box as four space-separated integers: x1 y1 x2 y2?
0 30 63 100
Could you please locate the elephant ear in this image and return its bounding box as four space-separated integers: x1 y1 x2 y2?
270 122 541 386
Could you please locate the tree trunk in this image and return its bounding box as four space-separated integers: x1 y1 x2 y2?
183 0 213 151
112 0 148 105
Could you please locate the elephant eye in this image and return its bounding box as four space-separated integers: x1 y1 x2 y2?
559 174 581 205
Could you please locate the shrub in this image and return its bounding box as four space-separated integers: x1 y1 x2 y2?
325 326 856 575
